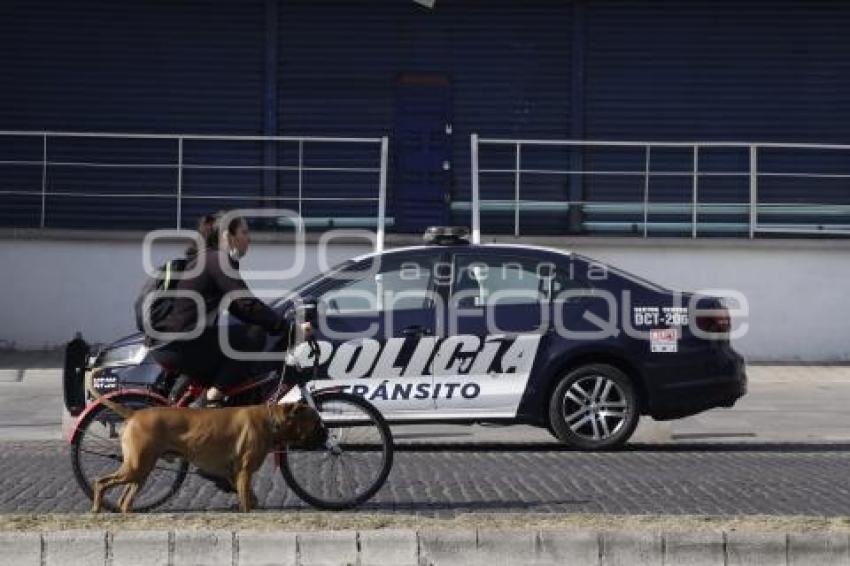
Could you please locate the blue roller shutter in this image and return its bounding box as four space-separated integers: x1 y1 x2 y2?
582 1 850 234
448 1 573 235
277 0 573 233
0 0 266 229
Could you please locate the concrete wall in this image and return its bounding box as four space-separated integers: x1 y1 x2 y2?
559 237 850 362
1 230 848 361
0 231 371 350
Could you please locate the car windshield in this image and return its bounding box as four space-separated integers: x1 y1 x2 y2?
270 259 355 308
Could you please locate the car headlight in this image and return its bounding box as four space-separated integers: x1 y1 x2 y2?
100 344 148 367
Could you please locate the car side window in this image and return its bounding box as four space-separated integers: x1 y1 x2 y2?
452 255 552 307
320 255 437 313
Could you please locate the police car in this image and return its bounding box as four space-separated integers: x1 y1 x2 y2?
69 227 746 450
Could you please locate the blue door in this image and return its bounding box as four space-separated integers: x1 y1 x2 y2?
394 74 452 232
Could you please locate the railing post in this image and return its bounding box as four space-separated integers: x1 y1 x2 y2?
692 145 699 238
176 137 183 229
514 142 521 237
749 145 757 238
376 136 388 253
471 133 481 244
298 140 304 217
40 134 47 228
643 144 650 238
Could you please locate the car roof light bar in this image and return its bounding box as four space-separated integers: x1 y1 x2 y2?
423 226 470 245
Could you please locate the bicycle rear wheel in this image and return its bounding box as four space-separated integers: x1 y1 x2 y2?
280 391 393 510
70 392 188 512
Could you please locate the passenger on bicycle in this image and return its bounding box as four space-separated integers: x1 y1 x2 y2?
150 211 311 407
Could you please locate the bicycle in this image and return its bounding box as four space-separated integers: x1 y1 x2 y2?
68 335 394 512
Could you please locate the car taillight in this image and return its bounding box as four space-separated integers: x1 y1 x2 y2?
696 307 731 335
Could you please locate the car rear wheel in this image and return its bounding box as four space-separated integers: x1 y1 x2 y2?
548 364 639 450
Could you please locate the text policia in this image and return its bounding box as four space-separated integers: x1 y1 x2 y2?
291 334 542 401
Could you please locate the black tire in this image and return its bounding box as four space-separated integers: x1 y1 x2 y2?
62 338 89 416
548 364 640 450
70 393 189 512
280 391 393 510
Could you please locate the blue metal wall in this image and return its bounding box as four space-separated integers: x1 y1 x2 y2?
0 1 848 234
585 1 850 143
0 0 267 229
581 1 850 233
276 0 572 231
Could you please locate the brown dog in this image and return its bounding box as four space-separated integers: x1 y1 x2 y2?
91 398 324 513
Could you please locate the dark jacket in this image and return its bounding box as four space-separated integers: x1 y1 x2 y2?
159 248 286 337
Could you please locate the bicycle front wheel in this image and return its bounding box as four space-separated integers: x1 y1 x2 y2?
280 391 393 510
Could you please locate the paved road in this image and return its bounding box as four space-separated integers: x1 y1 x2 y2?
5 357 850 517
4 440 850 516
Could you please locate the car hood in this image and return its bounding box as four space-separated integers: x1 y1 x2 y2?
109 332 145 349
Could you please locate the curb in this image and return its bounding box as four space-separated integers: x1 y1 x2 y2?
1 528 849 566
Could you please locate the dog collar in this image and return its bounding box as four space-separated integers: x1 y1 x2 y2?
266 403 284 437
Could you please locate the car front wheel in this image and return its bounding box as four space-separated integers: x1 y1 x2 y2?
548 364 640 450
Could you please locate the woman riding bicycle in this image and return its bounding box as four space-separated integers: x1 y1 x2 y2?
150 210 311 407
72 210 393 511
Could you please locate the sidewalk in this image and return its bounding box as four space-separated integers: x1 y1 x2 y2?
4 350 850 444
1 521 849 566
0 350 65 441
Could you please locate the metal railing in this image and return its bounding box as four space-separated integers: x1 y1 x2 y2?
470 133 850 242
0 130 389 248
4 130 850 245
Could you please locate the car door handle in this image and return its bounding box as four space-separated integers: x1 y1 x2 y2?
402 325 432 337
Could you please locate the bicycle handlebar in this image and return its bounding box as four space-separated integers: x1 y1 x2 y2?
279 334 321 388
